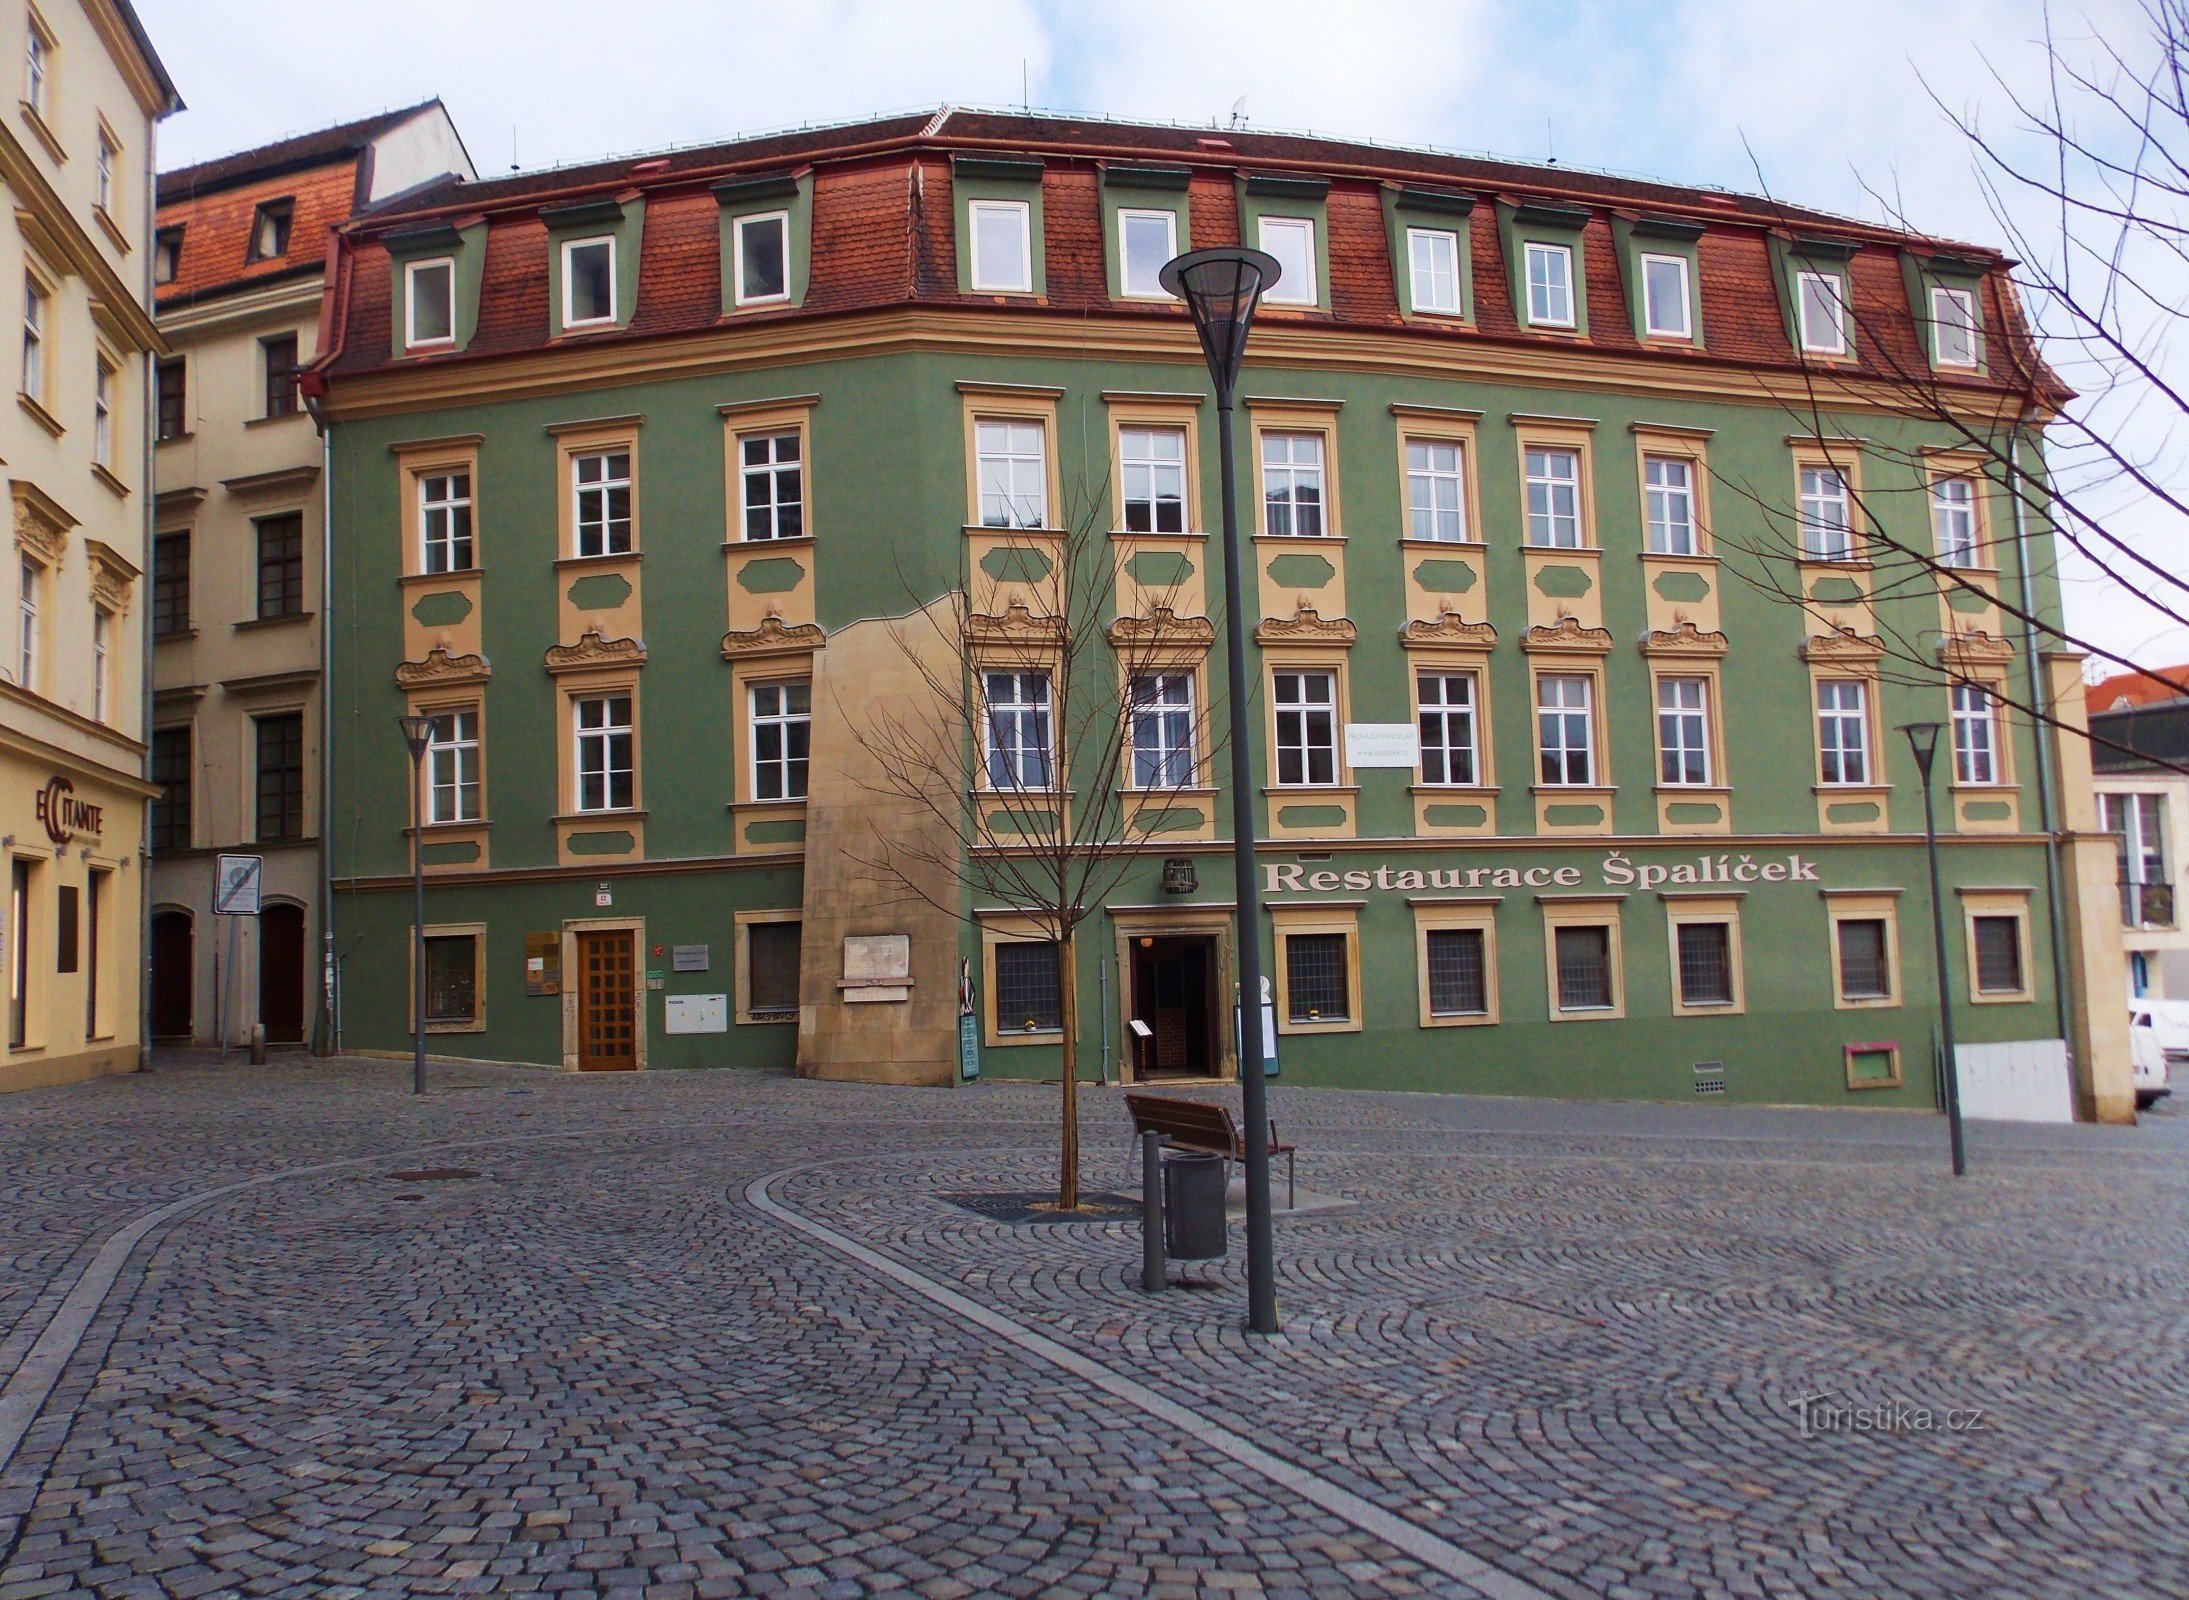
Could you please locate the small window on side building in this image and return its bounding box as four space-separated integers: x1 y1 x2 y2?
248 201 293 262
735 212 789 305
406 259 455 346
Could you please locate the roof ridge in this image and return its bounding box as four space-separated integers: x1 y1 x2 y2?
158 98 446 193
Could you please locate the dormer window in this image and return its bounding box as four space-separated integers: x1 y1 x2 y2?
1524 242 1575 327
1640 253 1692 339
968 200 1032 293
248 201 293 262
1796 270 1847 354
153 228 181 285
1117 208 1176 299
561 237 615 328
1931 285 1979 367
406 258 455 346
1257 216 1317 305
733 212 788 306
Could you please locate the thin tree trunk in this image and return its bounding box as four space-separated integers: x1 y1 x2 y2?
1057 926 1079 1211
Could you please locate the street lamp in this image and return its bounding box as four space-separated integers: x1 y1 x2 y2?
1161 245 1283 1334
1899 720 1967 1176
398 713 433 1097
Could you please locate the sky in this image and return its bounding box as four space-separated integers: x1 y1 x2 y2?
136 0 2186 673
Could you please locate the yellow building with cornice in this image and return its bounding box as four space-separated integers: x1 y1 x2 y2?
0 0 176 1092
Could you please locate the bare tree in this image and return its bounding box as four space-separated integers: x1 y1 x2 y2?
1713 0 2189 776
844 479 1225 1211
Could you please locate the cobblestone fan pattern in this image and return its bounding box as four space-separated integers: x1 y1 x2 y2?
780 1094 2189 1600
0 1055 2184 1599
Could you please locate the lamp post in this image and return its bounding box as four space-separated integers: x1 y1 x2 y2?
398 714 433 1097
1160 246 1283 1334
1899 720 1967 1176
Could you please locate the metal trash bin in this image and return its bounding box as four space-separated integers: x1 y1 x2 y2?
1161 1150 1228 1260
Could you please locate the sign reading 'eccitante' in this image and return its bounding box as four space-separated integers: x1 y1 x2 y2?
1266 850 1824 897
34 776 103 844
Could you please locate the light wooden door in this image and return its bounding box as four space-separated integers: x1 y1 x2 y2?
577 930 638 1070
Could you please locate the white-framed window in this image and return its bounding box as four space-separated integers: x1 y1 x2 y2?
1799 465 1854 560
1273 670 1337 786
1951 682 1999 785
1261 431 1325 537
734 211 790 306
427 709 480 822
750 680 811 801
1816 680 1870 785
1118 425 1187 534
1417 670 1478 786
561 237 616 328
21 275 45 402
1931 474 1977 567
249 202 292 261
574 694 633 812
1796 270 1847 354
1640 252 1691 338
24 19 47 117
1117 208 1176 299
1931 285 1978 367
1643 454 1695 554
1524 241 1575 327
1407 227 1461 315
975 418 1048 528
153 230 180 286
1129 672 1195 789
572 449 632 557
1257 216 1317 305
1524 447 1582 547
419 472 474 573
968 200 1032 294
2103 792 2169 928
90 606 108 722
1656 676 1711 786
983 669 1052 790
95 129 115 214
17 559 36 688
1536 674 1595 786
405 258 455 346
740 431 804 540
92 357 113 467
1405 438 1468 542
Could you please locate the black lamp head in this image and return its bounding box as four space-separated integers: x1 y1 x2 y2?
1159 246 1283 397
397 712 434 760
1897 719 1944 776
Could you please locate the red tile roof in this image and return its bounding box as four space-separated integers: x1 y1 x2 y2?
156 159 358 310
314 108 2062 403
2087 665 2189 715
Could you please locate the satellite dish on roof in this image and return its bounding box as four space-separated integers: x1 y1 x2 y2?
1230 96 1248 130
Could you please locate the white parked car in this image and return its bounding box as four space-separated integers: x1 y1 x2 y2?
2129 1006 2182 1108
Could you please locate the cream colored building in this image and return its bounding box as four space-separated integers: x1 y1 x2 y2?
0 0 175 1093
148 103 469 1047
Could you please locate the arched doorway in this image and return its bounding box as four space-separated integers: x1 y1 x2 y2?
150 909 192 1040
259 903 306 1045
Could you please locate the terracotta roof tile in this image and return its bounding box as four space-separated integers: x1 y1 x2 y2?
2087 665 2189 715
156 159 357 308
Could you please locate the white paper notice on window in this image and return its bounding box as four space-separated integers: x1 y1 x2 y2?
1344 723 1420 768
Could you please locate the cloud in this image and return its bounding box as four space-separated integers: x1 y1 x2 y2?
137 0 2184 662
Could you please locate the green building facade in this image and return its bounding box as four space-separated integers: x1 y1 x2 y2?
311 111 2133 1118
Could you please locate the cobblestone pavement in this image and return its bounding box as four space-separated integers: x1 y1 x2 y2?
2 1053 2186 1599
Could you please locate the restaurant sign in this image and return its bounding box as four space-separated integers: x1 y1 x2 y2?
35 776 102 844
1266 849 1823 897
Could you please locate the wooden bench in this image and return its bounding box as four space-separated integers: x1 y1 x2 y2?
1125 1091 1297 1211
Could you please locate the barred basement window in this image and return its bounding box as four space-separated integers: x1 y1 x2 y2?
1973 915 2024 995
1836 918 1891 1000
1675 922 1734 1007
1285 932 1349 1022
423 934 477 1025
1554 925 1613 1010
1425 927 1486 1016
747 920 801 1018
994 940 1062 1032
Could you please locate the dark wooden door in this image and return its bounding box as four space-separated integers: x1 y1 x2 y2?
258 904 306 1044
577 930 638 1070
150 910 192 1040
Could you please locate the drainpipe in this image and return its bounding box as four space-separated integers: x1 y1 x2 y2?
137 109 159 1071
314 410 335 1054
2008 417 2070 1045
